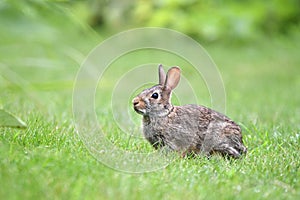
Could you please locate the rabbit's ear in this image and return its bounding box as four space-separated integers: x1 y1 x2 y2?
164 67 181 90
158 64 166 85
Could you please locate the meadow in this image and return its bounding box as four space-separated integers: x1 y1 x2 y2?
0 3 299 200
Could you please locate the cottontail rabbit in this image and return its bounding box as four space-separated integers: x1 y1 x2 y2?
132 65 247 158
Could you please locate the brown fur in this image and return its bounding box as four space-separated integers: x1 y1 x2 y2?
132 65 247 158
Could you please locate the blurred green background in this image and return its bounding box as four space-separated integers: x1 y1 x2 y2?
2 0 300 43
1 0 299 119
84 0 300 43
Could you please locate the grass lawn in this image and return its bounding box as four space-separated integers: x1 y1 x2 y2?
0 5 299 200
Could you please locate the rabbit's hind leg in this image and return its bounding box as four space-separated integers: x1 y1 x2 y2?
202 138 243 159
217 143 241 159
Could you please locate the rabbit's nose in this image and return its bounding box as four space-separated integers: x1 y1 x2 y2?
132 97 140 106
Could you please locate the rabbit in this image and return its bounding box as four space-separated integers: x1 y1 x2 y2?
132 65 247 158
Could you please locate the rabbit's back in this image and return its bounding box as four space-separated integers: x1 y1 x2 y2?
143 104 246 157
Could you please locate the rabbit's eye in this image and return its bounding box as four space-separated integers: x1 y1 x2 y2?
151 92 159 99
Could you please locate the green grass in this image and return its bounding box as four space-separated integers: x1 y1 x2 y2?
1 4 300 200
